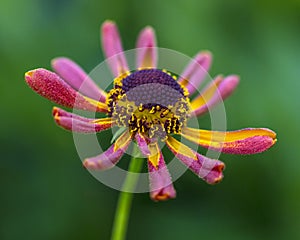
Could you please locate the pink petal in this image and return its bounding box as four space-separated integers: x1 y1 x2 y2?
178 51 212 95
191 75 239 117
83 131 132 170
136 26 157 69
101 20 129 77
52 107 113 133
147 143 176 201
181 127 277 155
25 69 108 112
166 136 225 184
51 57 106 102
218 135 276 154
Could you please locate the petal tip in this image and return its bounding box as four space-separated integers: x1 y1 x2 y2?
52 106 59 115
265 128 277 139
83 159 96 169
52 107 62 123
143 26 155 35
25 69 39 83
103 19 115 24
52 109 61 125
83 158 104 170
199 50 212 58
202 160 225 184
24 69 43 87
205 174 224 185
151 193 176 201
200 50 212 55
25 70 33 78
51 57 67 68
196 50 213 65
150 187 177 201
210 175 224 184
225 75 240 85
102 20 116 31
254 128 277 152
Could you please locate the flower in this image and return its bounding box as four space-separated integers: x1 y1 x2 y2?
25 20 277 201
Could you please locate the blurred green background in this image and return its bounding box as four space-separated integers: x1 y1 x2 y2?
1 0 299 239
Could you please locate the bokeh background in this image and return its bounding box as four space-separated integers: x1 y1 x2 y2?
1 0 299 239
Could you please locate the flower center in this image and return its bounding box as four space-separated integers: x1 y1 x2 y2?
106 69 191 141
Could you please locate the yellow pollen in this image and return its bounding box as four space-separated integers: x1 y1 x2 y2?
106 69 192 140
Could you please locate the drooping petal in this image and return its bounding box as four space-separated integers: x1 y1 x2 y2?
181 127 277 154
101 20 129 77
147 142 176 201
52 107 113 133
166 136 225 184
25 69 108 112
83 131 132 170
51 57 107 102
136 26 157 69
178 51 212 95
191 75 239 117
135 133 151 156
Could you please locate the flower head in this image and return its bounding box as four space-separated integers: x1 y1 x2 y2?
25 20 277 201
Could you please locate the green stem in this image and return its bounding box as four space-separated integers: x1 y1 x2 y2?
111 145 143 240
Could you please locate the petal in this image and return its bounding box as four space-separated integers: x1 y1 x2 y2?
181 127 277 154
51 57 107 102
83 131 132 170
136 26 157 69
101 20 129 77
147 142 176 201
166 136 225 184
178 51 212 95
191 75 239 117
25 69 108 112
52 107 113 133
135 133 151 156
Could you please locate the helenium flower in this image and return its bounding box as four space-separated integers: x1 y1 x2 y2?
25 20 277 201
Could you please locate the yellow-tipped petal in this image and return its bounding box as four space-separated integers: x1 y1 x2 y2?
181 127 277 154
